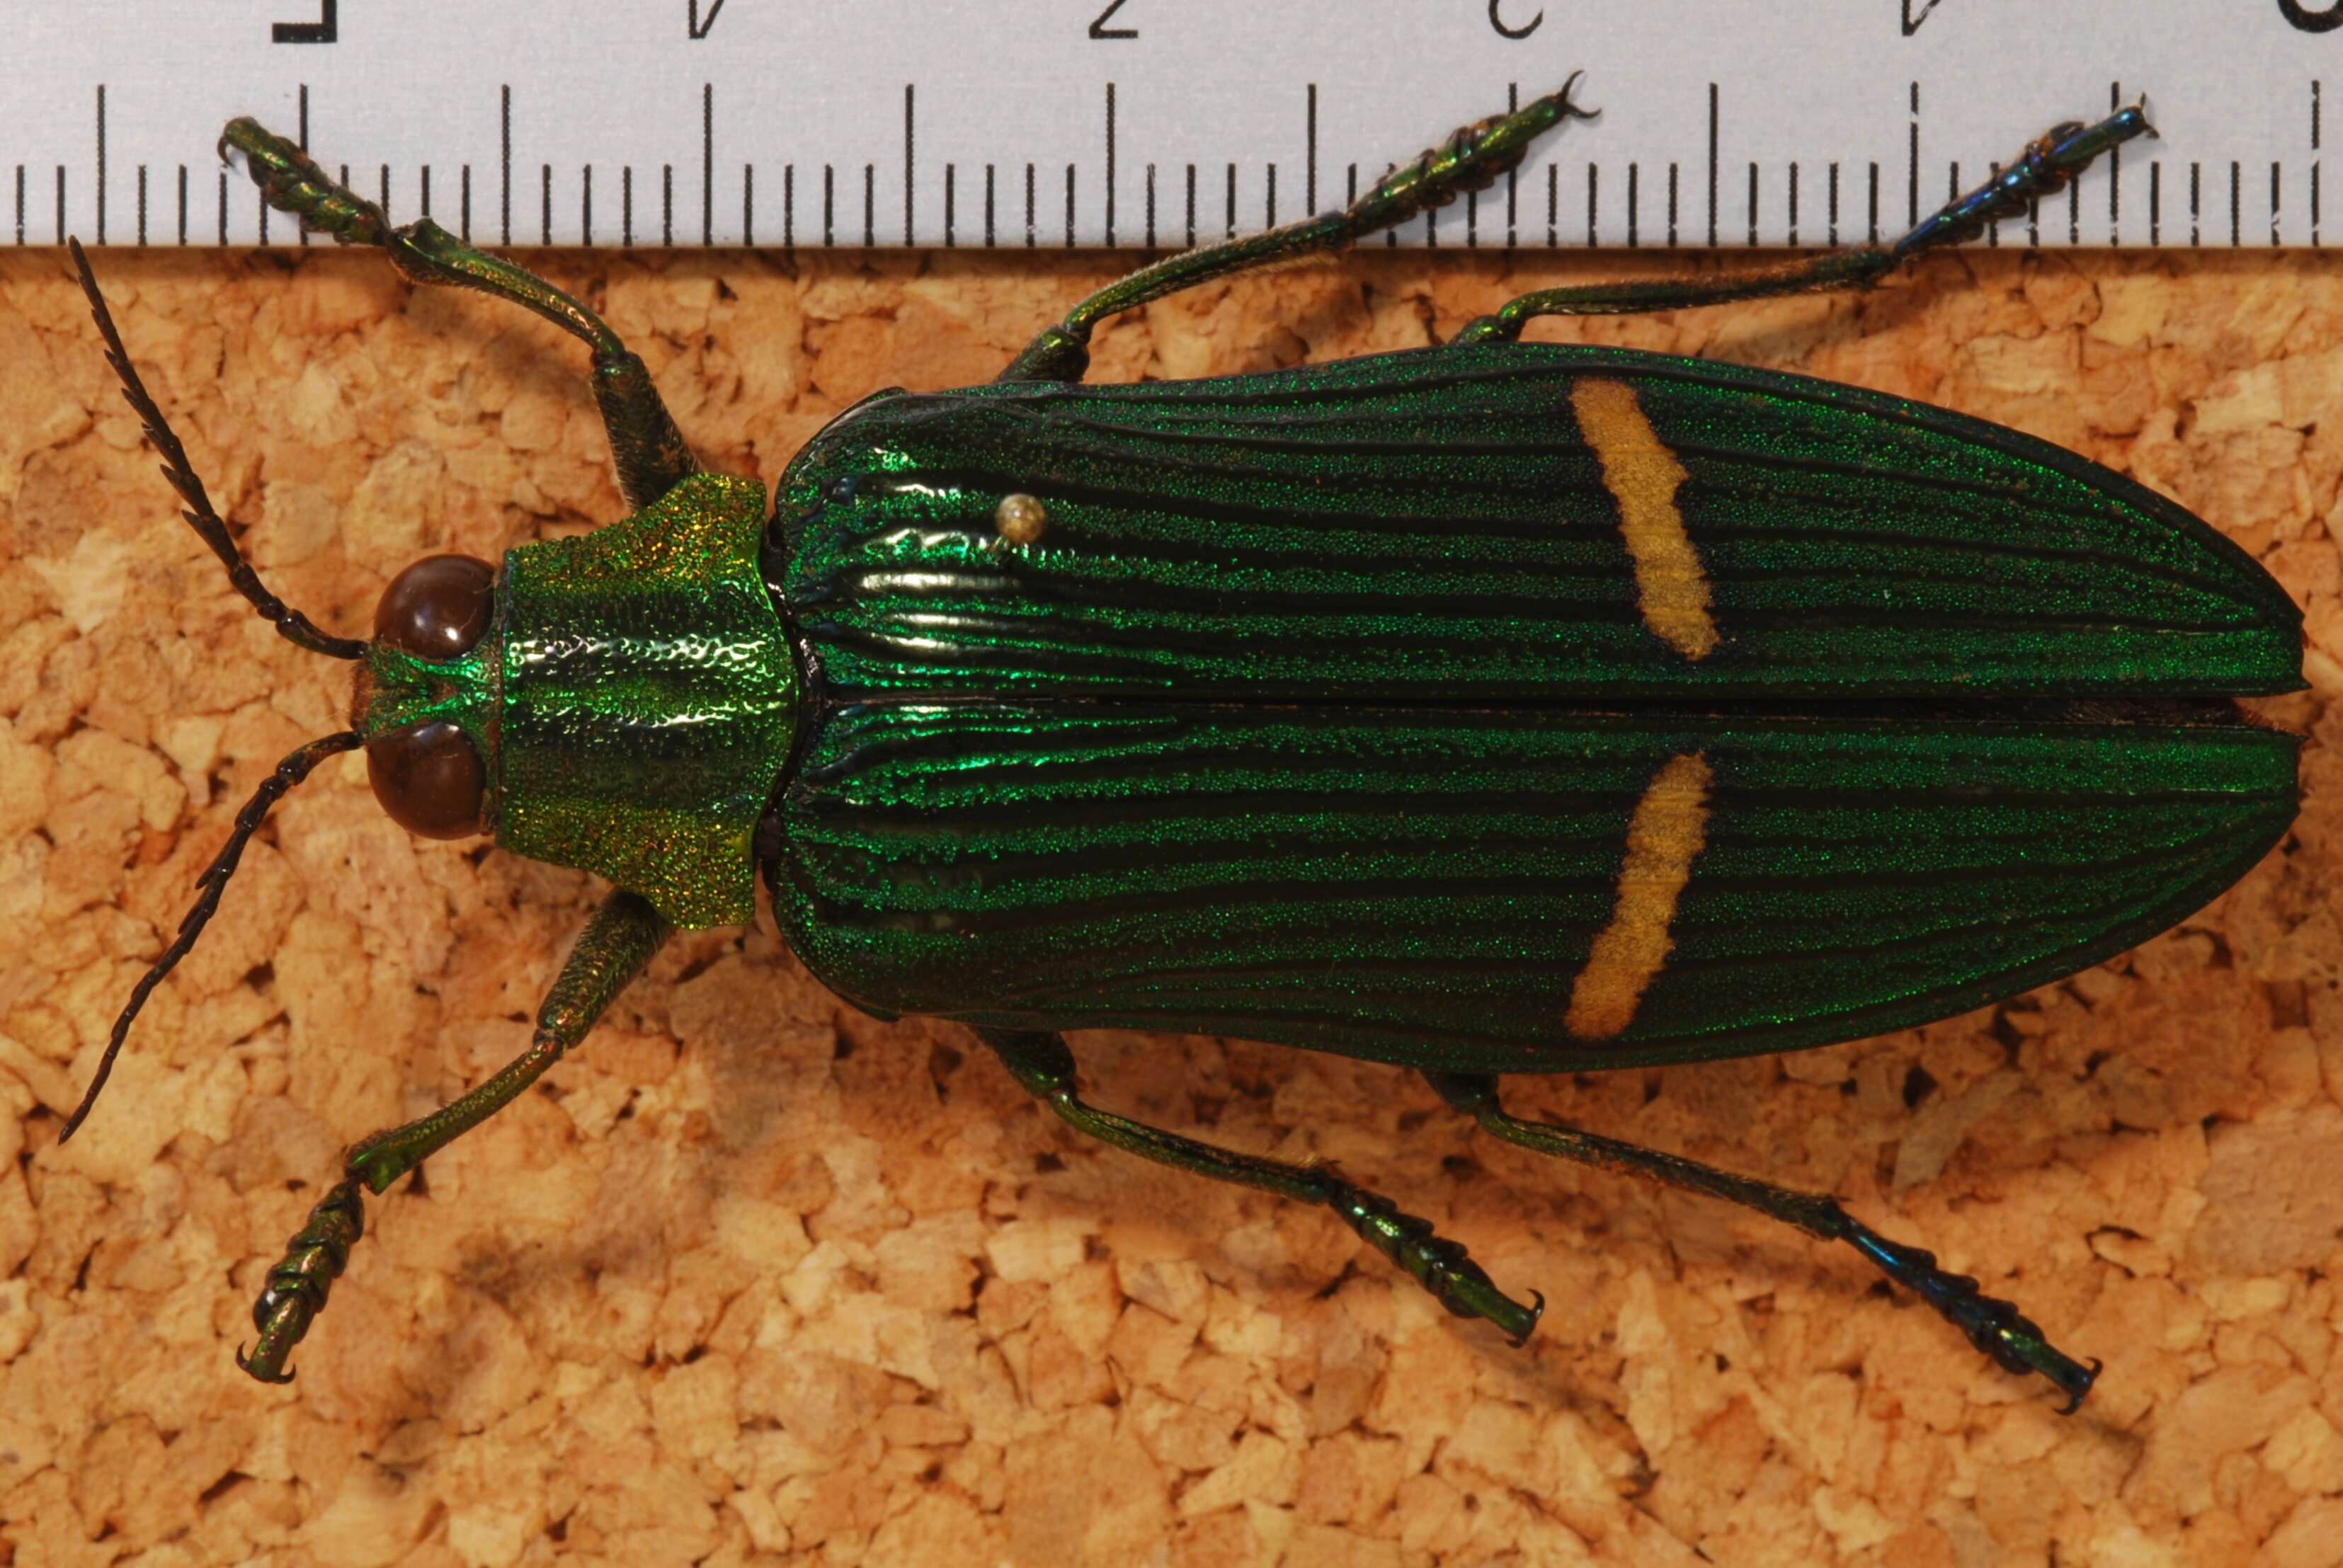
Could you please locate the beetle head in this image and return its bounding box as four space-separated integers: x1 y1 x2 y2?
353 554 502 840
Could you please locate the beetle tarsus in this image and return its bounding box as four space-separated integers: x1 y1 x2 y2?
1893 102 2156 259
220 118 391 247
236 1179 365 1385
1326 1185 1544 1346
1355 71 1597 231
1843 1227 2101 1414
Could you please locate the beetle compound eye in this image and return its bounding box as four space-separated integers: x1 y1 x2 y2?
366 721 487 839
375 554 496 660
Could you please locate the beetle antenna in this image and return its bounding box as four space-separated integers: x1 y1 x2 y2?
69 239 366 660
59 730 363 1143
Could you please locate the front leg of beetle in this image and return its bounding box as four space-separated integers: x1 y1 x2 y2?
239 891 671 1383
979 1030 1543 1342
219 118 695 510
1423 1070 2102 1412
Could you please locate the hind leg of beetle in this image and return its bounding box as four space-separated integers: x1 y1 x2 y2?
238 891 671 1383
1450 103 2153 344
979 1030 1543 1341
219 118 692 508
996 78 1598 383
1423 1070 2099 1412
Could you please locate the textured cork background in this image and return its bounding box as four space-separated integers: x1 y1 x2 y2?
0 232 2339 1567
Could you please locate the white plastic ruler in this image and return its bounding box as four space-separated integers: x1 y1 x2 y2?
3 1 2338 250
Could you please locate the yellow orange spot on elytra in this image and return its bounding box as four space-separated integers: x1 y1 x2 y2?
1565 751 1714 1040
1570 377 1718 660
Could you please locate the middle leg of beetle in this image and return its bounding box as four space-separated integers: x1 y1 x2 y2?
1423 1070 2101 1412
979 1029 1543 1342
996 76 1597 383
1451 103 2153 343
220 118 693 508
237 891 672 1383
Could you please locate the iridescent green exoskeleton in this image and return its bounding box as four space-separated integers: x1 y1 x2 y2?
62 85 2301 1411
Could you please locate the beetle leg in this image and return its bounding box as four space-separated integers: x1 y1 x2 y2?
979 1030 1543 1344
1423 1070 2102 1413
1451 103 2154 344
996 77 1598 383
236 891 671 1384
218 118 695 510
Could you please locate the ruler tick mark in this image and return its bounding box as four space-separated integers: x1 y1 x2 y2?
1908 81 1920 229
1706 82 1718 246
1307 84 1318 214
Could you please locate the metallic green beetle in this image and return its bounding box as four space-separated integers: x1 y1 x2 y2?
62 84 2301 1408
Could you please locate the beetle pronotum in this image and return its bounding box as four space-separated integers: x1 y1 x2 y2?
51 83 2303 1412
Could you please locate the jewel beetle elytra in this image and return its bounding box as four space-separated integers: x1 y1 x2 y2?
54 83 2303 1409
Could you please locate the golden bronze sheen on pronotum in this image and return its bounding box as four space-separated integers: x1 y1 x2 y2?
56 83 2300 1407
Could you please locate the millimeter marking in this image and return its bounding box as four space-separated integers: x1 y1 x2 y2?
1570 377 1718 660
1564 752 1714 1041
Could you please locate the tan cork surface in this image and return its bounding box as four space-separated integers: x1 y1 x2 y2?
0 238 2338 1567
